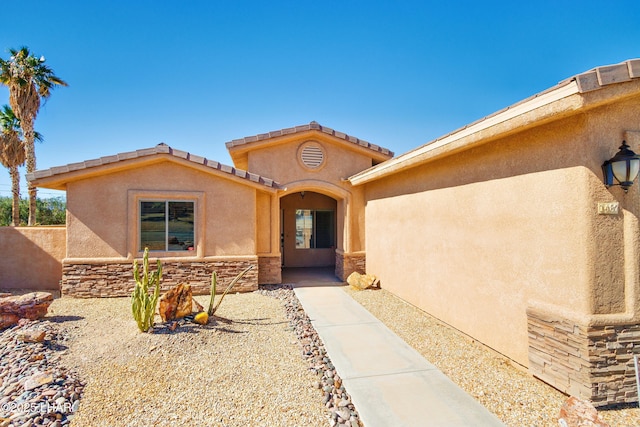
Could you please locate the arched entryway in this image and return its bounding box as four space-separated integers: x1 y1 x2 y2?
280 191 337 268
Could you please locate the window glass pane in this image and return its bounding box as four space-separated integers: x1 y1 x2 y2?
168 202 195 251
140 202 166 251
315 210 335 248
295 209 313 249
140 200 195 252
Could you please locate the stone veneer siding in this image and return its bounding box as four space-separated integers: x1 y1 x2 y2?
335 251 366 281
527 308 640 406
62 259 258 298
258 255 281 284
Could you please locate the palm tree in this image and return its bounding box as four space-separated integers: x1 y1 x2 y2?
0 47 67 225
0 105 44 226
0 105 26 226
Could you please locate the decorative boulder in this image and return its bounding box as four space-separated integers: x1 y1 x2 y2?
0 292 53 329
0 313 20 329
158 284 193 322
557 397 609 427
347 272 379 290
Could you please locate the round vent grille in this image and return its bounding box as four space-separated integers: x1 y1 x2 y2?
300 144 324 169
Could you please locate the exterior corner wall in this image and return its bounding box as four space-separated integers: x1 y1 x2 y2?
258 255 281 284
364 165 594 366
0 226 66 291
361 91 640 402
335 251 365 281
62 257 258 298
527 308 640 406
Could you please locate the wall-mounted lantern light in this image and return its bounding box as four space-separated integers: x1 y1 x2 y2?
602 141 640 192
300 191 305 199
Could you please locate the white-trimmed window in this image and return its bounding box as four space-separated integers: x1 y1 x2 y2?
140 200 195 252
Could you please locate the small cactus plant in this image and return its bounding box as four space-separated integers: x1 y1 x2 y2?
131 248 162 332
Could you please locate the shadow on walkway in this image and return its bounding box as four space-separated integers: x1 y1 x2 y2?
281 267 345 288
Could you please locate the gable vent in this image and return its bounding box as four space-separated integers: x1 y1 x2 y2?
301 145 324 168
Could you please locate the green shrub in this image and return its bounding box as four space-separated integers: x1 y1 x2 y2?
0 196 66 226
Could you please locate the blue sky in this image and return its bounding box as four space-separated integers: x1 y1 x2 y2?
1 0 639 198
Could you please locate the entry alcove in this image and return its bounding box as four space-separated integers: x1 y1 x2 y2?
280 191 337 268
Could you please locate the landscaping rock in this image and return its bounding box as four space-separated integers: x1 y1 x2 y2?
0 292 53 329
259 285 363 426
158 283 193 322
17 329 46 343
0 319 84 426
558 396 610 427
0 313 20 329
24 371 54 391
347 272 378 290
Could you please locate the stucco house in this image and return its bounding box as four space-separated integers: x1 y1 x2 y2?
26 122 393 296
18 58 640 405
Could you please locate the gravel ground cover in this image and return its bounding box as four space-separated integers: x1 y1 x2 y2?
343 286 640 427
0 319 84 427
46 292 329 427
5 285 638 427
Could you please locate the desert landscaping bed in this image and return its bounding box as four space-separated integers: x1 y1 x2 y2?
3 285 639 427
45 291 329 427
344 287 640 427
1 286 359 427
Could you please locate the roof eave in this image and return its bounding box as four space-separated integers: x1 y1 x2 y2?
351 58 640 186
349 81 581 185
28 147 283 193
225 122 394 162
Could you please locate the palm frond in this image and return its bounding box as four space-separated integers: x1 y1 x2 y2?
0 105 20 133
0 130 25 168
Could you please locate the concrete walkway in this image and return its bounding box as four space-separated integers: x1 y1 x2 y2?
292 280 505 427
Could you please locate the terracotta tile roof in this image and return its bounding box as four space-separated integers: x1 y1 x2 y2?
405 59 640 156
562 58 640 93
225 121 394 157
350 58 640 185
27 143 282 189
441 59 640 144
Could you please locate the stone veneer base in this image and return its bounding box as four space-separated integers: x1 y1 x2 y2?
258 255 281 284
335 252 366 281
62 259 258 298
527 307 640 406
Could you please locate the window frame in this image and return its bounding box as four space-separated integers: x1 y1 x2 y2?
139 200 196 253
129 190 204 258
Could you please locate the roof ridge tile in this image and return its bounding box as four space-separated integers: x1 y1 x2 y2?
571 58 640 93
190 154 206 164
627 59 640 78
224 121 394 157
596 63 632 86
171 148 189 160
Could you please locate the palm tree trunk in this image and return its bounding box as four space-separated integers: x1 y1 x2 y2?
9 165 21 226
21 116 37 226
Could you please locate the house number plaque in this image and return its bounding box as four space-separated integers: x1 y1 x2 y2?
597 202 619 215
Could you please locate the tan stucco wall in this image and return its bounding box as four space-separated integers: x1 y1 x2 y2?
256 191 272 254
65 160 259 261
362 88 640 365
0 226 65 291
246 136 376 185
245 135 372 254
